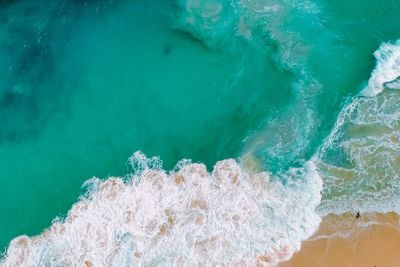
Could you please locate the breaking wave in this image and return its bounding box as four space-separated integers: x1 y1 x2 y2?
1 152 322 266
1 0 400 265
363 40 400 97
317 40 400 215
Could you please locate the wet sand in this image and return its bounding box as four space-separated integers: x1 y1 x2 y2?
280 212 400 267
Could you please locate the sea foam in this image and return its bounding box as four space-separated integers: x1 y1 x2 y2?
317 40 400 215
363 40 400 96
1 152 322 266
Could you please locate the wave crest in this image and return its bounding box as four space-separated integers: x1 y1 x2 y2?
363 40 400 96
1 152 322 266
317 40 400 215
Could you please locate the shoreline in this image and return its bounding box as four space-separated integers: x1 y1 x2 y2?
280 212 400 267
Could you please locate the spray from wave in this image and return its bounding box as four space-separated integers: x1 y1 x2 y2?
1 152 321 266
363 40 400 96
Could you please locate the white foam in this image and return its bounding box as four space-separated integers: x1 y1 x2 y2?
316 40 400 215
1 152 322 266
316 89 400 215
363 40 400 96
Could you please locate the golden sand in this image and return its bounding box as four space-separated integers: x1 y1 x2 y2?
280 212 400 267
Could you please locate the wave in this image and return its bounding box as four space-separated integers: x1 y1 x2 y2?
0 152 322 266
363 40 400 96
0 1 327 265
2 1 400 265
316 40 400 215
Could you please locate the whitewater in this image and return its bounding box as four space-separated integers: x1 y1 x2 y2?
2 39 400 266
1 0 400 266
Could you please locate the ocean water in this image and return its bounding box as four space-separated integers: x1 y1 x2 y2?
0 0 399 265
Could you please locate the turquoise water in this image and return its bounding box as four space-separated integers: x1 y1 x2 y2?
0 0 400 263
0 0 292 250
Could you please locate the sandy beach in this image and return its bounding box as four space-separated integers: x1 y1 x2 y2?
280 212 400 267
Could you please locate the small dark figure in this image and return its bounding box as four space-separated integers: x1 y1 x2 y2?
163 44 173 55
355 212 361 219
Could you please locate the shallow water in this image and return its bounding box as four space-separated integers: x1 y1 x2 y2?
280 212 400 267
0 0 400 264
